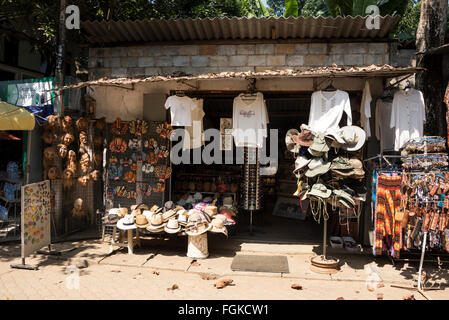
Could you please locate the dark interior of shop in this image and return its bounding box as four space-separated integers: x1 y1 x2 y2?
170 93 341 243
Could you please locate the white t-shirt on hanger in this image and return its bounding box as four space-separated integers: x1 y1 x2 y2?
232 92 268 148
307 89 352 134
183 98 205 150
390 88 426 151
165 95 196 126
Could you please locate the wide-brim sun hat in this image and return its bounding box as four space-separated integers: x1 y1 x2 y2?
185 222 212 236
293 156 311 173
117 215 136 230
309 133 332 154
292 128 314 147
340 126 366 151
330 156 353 170
308 183 332 199
305 158 331 178
210 219 228 237
333 189 356 207
285 129 301 153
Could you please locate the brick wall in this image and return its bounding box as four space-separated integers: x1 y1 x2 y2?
89 42 390 79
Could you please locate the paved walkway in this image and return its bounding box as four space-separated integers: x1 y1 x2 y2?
0 237 448 300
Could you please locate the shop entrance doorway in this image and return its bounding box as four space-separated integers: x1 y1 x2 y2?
170 93 324 244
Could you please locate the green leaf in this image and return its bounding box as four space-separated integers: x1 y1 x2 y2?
353 0 377 17
256 0 270 17
284 0 299 17
377 0 409 16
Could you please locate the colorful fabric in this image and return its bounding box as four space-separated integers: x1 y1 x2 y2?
374 174 402 257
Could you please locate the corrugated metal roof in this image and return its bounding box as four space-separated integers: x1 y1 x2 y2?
82 16 400 44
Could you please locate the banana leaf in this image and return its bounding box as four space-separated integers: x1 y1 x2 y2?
284 0 299 17
256 0 270 17
325 0 353 17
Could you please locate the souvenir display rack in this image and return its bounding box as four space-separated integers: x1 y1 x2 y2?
39 115 100 238
105 120 170 211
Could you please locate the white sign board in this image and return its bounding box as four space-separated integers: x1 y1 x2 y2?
21 180 51 257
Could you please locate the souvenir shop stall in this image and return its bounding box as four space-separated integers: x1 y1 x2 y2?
102 116 233 258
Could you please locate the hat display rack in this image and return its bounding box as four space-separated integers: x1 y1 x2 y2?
105 119 170 214
241 147 263 234
288 125 368 274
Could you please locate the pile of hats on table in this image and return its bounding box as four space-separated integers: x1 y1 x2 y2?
105 199 235 237
285 124 368 222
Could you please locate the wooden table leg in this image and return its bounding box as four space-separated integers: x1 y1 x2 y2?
127 229 134 255
109 226 117 254
136 229 141 248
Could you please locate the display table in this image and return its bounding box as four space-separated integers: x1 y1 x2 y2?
111 223 141 255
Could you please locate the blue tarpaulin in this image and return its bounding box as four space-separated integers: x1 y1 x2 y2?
23 105 54 125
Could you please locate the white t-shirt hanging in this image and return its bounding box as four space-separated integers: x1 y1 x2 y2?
165 95 196 126
232 92 268 148
390 88 426 151
183 98 205 150
375 99 395 152
360 81 372 138
307 89 352 134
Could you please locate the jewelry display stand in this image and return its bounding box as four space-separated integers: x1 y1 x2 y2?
242 147 263 235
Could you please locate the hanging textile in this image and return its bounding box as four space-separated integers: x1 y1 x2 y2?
360 81 372 139
374 174 402 258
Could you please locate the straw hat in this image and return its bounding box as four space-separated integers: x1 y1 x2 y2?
146 214 165 232
135 214 150 228
164 219 181 234
185 212 212 236
187 209 202 217
177 210 188 226
149 205 163 213
142 210 155 221
210 217 228 237
162 208 180 222
204 205 218 217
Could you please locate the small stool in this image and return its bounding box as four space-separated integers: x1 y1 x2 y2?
110 224 141 255
187 233 209 259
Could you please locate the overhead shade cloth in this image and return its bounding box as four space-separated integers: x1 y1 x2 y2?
0 101 35 130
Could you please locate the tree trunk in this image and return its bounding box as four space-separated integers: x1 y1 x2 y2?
415 0 448 136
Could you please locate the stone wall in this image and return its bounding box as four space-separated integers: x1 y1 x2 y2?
88 42 390 79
